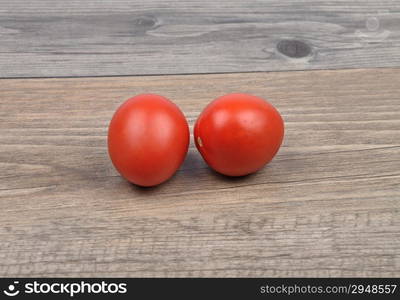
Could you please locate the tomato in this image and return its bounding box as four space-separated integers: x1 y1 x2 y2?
194 93 284 176
108 94 189 186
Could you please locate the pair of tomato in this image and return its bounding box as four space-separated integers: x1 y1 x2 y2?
108 93 284 187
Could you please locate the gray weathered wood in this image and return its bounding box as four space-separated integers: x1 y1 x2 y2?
1 0 400 78
0 68 399 276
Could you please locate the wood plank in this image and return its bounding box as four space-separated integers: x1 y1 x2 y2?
1 0 400 78
0 68 400 277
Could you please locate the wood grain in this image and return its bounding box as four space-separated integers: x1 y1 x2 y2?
1 0 400 78
0 68 400 277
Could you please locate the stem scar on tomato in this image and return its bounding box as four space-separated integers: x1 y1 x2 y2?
197 136 203 147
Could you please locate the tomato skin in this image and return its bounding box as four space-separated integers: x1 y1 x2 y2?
194 93 284 176
108 94 189 187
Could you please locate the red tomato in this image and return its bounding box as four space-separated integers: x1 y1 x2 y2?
194 93 284 176
108 94 189 186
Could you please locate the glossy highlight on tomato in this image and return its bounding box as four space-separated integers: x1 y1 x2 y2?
108 94 189 187
194 93 284 176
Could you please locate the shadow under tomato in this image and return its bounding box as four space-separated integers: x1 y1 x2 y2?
123 153 199 195
206 167 258 184
125 180 164 195
180 150 206 174
122 150 262 196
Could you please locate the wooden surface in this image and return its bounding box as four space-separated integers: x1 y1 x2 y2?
0 68 399 277
1 0 400 77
